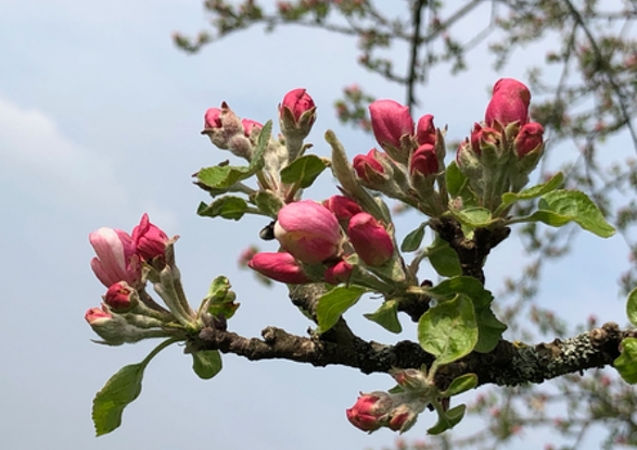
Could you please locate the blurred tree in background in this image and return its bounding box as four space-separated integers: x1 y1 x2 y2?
174 1 637 448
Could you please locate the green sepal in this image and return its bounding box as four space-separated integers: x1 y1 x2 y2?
426 235 462 277
191 350 223 380
626 287 637 327
615 338 637 384
363 299 402 333
92 363 145 436
280 154 327 188
316 285 368 333
418 294 478 365
427 404 466 435
401 223 426 252
197 196 249 220
526 189 615 238
440 373 478 397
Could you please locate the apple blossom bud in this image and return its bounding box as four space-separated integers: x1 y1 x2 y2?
470 124 501 156
353 149 387 184
387 405 418 432
89 227 141 288
274 200 342 264
280 88 316 122
416 114 436 146
324 259 353 285
103 281 138 312
247 252 311 284
369 99 414 160
85 306 112 325
514 122 544 157
84 305 166 345
347 213 394 266
485 78 531 127
132 213 169 262
204 107 222 129
409 143 438 177
241 118 263 138
346 392 394 433
322 195 363 223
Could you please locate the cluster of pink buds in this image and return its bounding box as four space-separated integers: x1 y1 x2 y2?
202 103 263 161
248 197 397 285
351 99 446 216
85 214 179 345
346 391 422 433
456 78 545 210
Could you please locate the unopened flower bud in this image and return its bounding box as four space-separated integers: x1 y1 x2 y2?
274 200 342 264
347 213 394 266
485 78 531 127
387 404 418 433
470 124 501 156
369 100 414 162
353 149 387 184
322 195 363 224
247 252 311 284
89 227 141 288
132 213 169 262
346 392 394 433
324 259 353 285
242 118 263 138
514 122 544 157
84 305 166 345
409 143 438 177
204 107 222 129
103 281 138 312
416 114 436 146
279 88 316 146
85 306 112 326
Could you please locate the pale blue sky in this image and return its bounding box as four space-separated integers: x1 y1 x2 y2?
0 1 631 449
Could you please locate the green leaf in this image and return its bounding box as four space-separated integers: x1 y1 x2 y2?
192 350 223 380
426 276 506 353
441 373 478 397
445 161 468 198
427 404 466 435
615 338 637 384
427 235 462 277
205 276 239 320
197 196 249 220
92 363 145 436
316 286 368 333
401 223 426 252
451 206 493 229
254 190 284 217
280 154 327 188
627 287 637 327
363 300 402 333
527 190 615 238
248 120 272 173
197 165 252 190
500 172 564 209
418 294 478 365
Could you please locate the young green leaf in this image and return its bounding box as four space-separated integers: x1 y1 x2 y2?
197 196 250 220
615 338 637 384
427 404 466 435
316 286 368 333
441 373 478 397
248 120 272 173
450 206 493 229
401 223 426 252
527 190 615 238
192 350 223 380
363 300 402 333
500 172 564 210
92 363 145 436
254 190 284 217
418 294 478 365
197 165 252 190
426 236 462 277
626 287 637 327
280 154 327 189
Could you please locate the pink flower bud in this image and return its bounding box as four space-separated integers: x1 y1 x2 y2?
204 107 222 129
346 392 393 432
89 227 141 288
410 143 438 177
241 118 263 137
131 213 169 262
416 114 436 146
484 78 531 127
353 148 386 183
274 200 342 264
470 123 500 155
387 405 417 432
369 99 414 152
280 88 316 122
514 122 544 157
324 259 353 285
247 252 311 284
84 306 112 325
322 195 363 223
104 281 137 312
347 213 394 266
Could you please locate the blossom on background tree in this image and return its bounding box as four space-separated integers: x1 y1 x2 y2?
84 83 637 442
